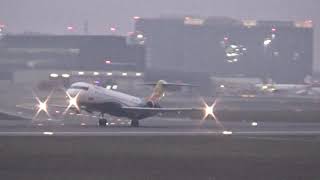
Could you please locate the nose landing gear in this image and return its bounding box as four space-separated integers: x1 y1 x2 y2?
131 119 139 127
98 118 107 127
98 113 107 127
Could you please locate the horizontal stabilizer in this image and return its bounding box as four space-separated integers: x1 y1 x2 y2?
141 81 198 88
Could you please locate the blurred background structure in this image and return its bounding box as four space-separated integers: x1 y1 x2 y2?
0 16 314 96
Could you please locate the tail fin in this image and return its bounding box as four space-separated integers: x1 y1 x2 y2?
148 80 166 102
144 80 197 102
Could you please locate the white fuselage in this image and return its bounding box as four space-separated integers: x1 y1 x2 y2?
67 82 144 112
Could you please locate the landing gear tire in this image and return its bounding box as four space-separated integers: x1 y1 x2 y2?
131 120 139 127
99 118 107 127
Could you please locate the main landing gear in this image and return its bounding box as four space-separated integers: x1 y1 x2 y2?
98 114 107 127
131 119 139 127
98 113 140 127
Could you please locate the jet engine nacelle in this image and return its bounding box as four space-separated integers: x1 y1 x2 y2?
145 101 161 108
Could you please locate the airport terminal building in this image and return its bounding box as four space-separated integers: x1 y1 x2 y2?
134 16 313 83
0 35 145 71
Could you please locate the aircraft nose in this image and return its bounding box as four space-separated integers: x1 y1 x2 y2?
66 89 80 97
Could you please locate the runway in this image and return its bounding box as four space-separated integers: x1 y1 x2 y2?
1 129 320 180
2 130 320 138
0 94 319 137
1 118 320 139
2 97 320 179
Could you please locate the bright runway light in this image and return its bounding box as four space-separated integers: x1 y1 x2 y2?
62 73 70 78
201 98 223 128
33 90 53 119
69 97 77 108
202 99 218 120
50 73 59 78
67 26 74 31
230 44 238 49
43 132 54 135
112 85 118 90
261 85 269 90
251 122 258 127
263 39 272 46
137 34 144 39
38 101 47 112
63 91 80 115
205 104 214 119
122 72 128 76
222 131 233 135
133 16 140 20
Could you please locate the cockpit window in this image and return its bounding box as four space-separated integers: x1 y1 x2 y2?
70 86 89 91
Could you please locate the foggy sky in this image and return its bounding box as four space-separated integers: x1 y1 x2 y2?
1 0 319 70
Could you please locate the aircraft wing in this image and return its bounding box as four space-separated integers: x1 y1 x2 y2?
142 82 198 87
16 103 69 111
16 103 36 111
122 107 205 119
0 108 31 120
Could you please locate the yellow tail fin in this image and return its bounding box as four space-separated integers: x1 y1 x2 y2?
144 80 195 102
147 80 166 102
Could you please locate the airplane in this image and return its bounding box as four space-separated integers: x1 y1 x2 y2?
256 83 308 94
256 76 320 96
33 80 213 127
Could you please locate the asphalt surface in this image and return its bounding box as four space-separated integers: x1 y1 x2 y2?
2 118 320 137
0 119 320 180
1 95 320 179
0 130 320 180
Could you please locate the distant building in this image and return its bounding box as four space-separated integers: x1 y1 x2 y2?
0 35 145 72
0 35 146 91
134 16 313 83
